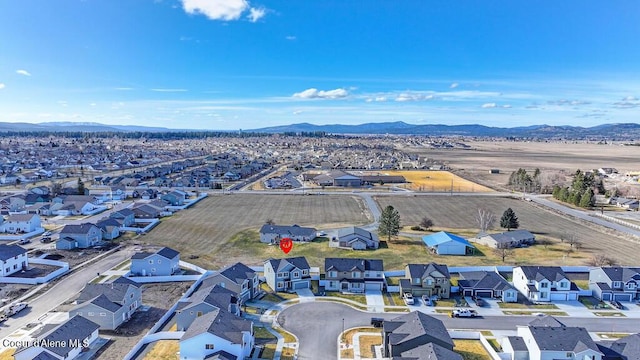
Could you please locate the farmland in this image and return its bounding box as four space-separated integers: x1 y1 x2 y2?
375 195 639 265
382 170 493 192
138 194 369 268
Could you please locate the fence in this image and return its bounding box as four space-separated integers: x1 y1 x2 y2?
127 275 202 283
449 330 502 360
0 258 69 285
592 212 640 232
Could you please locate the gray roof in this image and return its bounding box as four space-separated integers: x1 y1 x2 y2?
131 246 179 260
506 336 528 351
407 263 450 280
77 282 137 305
96 218 120 229
182 308 252 344
325 258 384 272
32 352 59 360
219 262 256 284
259 224 316 237
605 333 640 360
180 285 237 312
484 230 535 244
266 256 310 273
113 276 141 288
111 208 134 217
528 315 566 328
518 266 568 282
337 226 375 240
528 326 601 353
457 271 513 292
0 244 26 261
84 293 121 312
60 223 98 235
6 213 37 222
397 342 463 360
204 350 237 360
600 266 640 282
384 311 453 349
32 315 99 357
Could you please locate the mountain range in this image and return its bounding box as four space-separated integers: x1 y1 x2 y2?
0 121 638 139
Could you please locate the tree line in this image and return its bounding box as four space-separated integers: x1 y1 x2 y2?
551 169 604 208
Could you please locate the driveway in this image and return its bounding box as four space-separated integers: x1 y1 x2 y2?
365 290 385 312
295 288 315 302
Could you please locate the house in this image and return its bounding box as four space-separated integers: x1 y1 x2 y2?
473 230 536 249
0 213 42 233
109 208 135 227
201 262 259 303
599 333 640 360
179 308 254 360
324 258 384 292
612 197 640 210
130 247 180 276
515 323 603 360
96 218 121 240
175 285 239 331
161 190 187 206
56 223 102 250
501 336 529 360
382 311 459 359
259 224 317 244
422 231 474 255
513 266 579 302
0 244 28 276
400 263 451 299
0 195 26 214
264 256 311 292
131 203 162 219
69 278 142 330
457 271 518 302
589 266 640 302
13 315 100 360
336 226 379 250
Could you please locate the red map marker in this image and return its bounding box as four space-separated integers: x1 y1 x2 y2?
280 238 293 254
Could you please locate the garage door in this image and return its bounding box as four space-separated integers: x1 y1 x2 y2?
550 293 567 301
293 281 309 290
365 282 382 291
475 291 492 298
602 293 612 301
614 293 632 302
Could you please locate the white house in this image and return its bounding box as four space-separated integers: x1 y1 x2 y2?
130 247 180 276
264 256 311 292
516 324 603 360
513 266 579 302
0 213 42 233
324 258 384 292
336 226 379 250
179 309 254 360
0 244 28 276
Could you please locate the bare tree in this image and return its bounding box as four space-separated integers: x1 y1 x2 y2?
265 218 275 225
419 217 434 231
588 254 617 267
475 208 496 233
493 247 515 263
565 234 580 252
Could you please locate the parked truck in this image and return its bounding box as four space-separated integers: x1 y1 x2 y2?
2 302 28 318
450 309 478 318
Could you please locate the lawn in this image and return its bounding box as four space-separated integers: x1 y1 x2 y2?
594 312 626 317
375 195 637 265
453 340 491 360
359 335 382 358
384 292 404 306
503 311 568 316
143 340 179 360
381 170 493 192
326 292 367 305
498 303 558 309
0 349 14 360
254 327 277 341
273 327 297 343
138 194 370 268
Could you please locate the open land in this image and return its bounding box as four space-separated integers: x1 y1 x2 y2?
136 194 370 268
381 170 493 192
375 195 639 265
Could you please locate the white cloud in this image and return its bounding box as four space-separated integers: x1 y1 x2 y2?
115 87 133 91
151 88 188 92
16 69 31 76
481 102 497 108
247 7 265 22
502 104 512 108
0 83 4 90
181 0 267 22
450 82 459 89
293 88 349 99
285 35 296 41
394 93 434 102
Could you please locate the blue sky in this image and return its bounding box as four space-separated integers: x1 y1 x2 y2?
1 0 639 130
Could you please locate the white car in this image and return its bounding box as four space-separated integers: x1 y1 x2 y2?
43 231 52 236
403 293 415 305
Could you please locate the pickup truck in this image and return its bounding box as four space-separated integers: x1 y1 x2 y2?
3 302 28 317
403 293 415 305
450 309 478 318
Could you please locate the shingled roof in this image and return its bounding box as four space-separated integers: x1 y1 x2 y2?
325 258 383 272
384 311 453 350
266 257 310 273
0 244 26 261
528 326 601 353
182 308 252 344
518 266 568 282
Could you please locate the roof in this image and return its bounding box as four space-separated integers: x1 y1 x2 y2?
266 256 311 273
131 246 179 260
397 342 463 360
422 232 473 248
383 311 453 349
77 281 138 305
60 223 98 235
528 326 601 353
406 263 450 280
259 224 316 237
483 229 535 244
205 262 256 286
325 258 384 272
457 271 514 292
111 208 134 217
337 226 377 240
96 218 121 229
528 315 566 328
0 244 27 261
182 308 252 344
518 266 568 282
604 333 640 360
6 213 37 222
180 284 237 312
112 276 142 287
599 266 640 282
506 336 528 351
31 315 99 357
204 350 238 360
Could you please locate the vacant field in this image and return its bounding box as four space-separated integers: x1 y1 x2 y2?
143 340 179 360
138 194 369 268
454 340 491 360
382 170 493 192
375 195 639 265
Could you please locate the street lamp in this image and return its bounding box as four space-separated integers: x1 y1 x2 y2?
342 318 345 345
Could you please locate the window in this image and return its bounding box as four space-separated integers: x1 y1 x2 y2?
292 271 300 278
100 313 106 317
329 271 337 278
352 272 360 278
302 269 308 275
157 259 161 263
627 282 637 289
277 282 284 288
425 279 433 286
205 344 215 350
148 260 154 264
197 311 203 317
540 282 549 288
613 281 622 288
559 281 567 288
566 352 573 357
13 264 17 269
540 292 548 298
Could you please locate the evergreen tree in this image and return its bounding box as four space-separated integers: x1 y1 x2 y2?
77 178 85 195
579 189 595 208
378 205 401 242
559 187 569 202
552 185 561 199
500 208 519 231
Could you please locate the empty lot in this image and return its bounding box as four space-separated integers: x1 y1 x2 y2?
138 194 369 268
375 195 639 265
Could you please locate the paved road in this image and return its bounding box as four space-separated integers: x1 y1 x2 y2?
0 247 134 339
278 302 640 360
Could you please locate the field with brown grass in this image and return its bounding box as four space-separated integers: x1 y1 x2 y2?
380 170 493 192
375 195 639 265
139 194 369 268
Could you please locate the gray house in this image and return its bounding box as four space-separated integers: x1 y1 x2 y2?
109 208 135 227
589 266 640 302
473 229 536 249
324 258 384 292
457 271 518 302
383 311 459 359
336 226 379 250
400 263 451 299
96 218 121 240
264 257 311 292
130 247 180 276
201 262 259 303
175 285 239 331
161 190 186 206
56 223 102 250
69 277 142 330
259 224 317 244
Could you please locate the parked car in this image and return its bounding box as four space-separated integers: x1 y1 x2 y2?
18 239 31 245
403 293 415 305
370 317 384 328
421 295 432 306
42 231 52 236
474 297 486 307
40 236 53 243
451 309 478 318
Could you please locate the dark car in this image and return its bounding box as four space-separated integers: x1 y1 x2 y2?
40 236 53 243
474 297 486 307
612 300 624 310
371 317 384 328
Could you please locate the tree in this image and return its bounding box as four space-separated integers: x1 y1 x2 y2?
378 205 401 242
588 254 617 267
500 208 519 231
265 218 274 225
419 217 434 231
77 178 85 195
579 189 595 208
475 208 496 233
493 247 514 263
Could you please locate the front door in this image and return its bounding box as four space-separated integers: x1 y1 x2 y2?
341 282 349 290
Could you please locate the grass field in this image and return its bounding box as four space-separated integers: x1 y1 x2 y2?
143 340 179 360
359 335 382 358
375 195 639 265
383 170 493 192
139 194 369 268
454 340 491 360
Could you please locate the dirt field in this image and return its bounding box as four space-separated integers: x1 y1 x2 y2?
136 194 370 268
375 195 639 265
366 170 493 192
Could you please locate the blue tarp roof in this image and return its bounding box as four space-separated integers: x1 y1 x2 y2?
422 231 473 248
